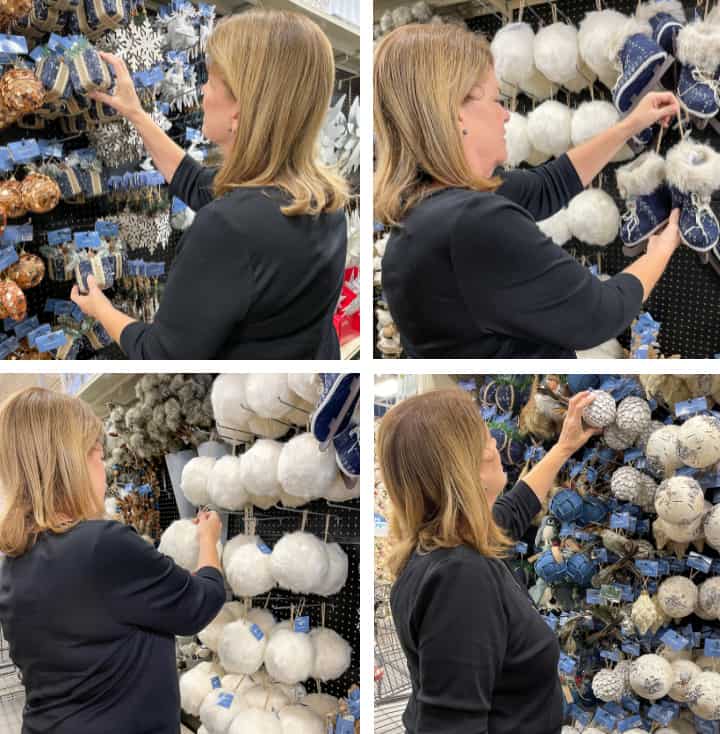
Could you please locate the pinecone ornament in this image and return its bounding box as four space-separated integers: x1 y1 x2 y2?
677 414 720 468
631 590 659 635
0 68 45 114
592 667 626 702
582 390 616 428
604 421 636 450
7 252 44 289
657 576 698 620
655 476 705 525
616 396 652 437
629 654 674 700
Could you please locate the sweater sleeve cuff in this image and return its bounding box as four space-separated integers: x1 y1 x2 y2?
119 320 148 359
510 480 542 517
556 153 584 198
609 271 645 319
196 567 224 583
168 153 201 199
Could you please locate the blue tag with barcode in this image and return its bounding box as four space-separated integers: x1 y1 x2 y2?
210 675 221 689
257 540 271 555
293 616 310 634
217 692 234 709
250 623 264 640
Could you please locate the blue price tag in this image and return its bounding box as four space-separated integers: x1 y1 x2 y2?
26 324 51 348
257 540 271 555
648 704 675 725
688 552 713 574
13 315 38 339
47 227 72 246
95 220 119 238
599 649 621 662
210 675 221 689
603 702 624 717
249 623 264 641
657 559 670 576
515 542 528 555
0 246 19 272
586 589 602 605
694 717 720 734
216 692 234 709
610 512 631 530
635 560 660 577
74 231 102 250
335 717 355 734
593 709 617 730
558 653 576 674
621 696 641 713
622 641 641 657
36 330 67 353
293 616 310 634
543 614 558 631
592 548 609 563
705 638 720 657
7 139 40 163
618 714 644 731
624 448 642 462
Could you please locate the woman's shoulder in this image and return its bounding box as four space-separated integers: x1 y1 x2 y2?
408 544 505 583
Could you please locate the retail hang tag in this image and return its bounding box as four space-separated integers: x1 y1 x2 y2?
13 315 38 339
7 139 40 164
603 702 624 717
599 649 621 663
593 709 617 730
543 614 558 631
216 692 234 709
600 585 622 604
74 231 102 250
47 227 73 246
249 623 264 641
621 696 641 713
0 246 19 272
210 675 221 689
95 220 119 238
136 484 152 496
618 714 644 732
675 397 708 419
586 588 602 605
610 512 631 531
704 638 720 657
559 522 575 539
592 547 608 564
0 335 18 359
558 653 577 675
0 147 12 173
648 704 675 725
257 540 271 554
635 559 660 577
656 559 670 576
515 541 528 555
623 448 642 462
36 330 67 353
26 324 51 348
335 716 355 734
687 552 713 574
293 616 310 634
694 717 719 734
0 34 28 56
621 641 641 658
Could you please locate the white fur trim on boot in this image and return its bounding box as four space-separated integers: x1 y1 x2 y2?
666 139 720 196
676 21 720 73
491 23 535 87
616 151 666 198
567 189 621 246
636 0 686 24
537 208 572 246
607 18 653 65
527 100 572 157
504 112 531 168
579 10 628 87
534 23 580 85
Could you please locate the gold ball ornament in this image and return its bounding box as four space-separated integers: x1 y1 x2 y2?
0 68 45 114
0 279 26 321
0 179 27 218
7 253 44 289
20 172 60 214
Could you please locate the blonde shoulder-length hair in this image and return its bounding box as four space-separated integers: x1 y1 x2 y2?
208 10 349 216
377 388 513 578
374 22 502 227
0 387 104 557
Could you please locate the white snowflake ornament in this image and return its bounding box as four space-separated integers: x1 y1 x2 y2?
657 576 698 620
687 671 720 720
669 659 702 702
629 654 674 700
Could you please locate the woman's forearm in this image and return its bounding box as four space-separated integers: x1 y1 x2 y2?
622 247 674 301
566 118 633 188
128 109 186 185
522 445 572 505
93 299 137 345
196 538 222 572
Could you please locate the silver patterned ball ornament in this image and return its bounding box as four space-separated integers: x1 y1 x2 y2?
616 396 652 437
583 390 616 428
610 466 644 502
604 421 637 450
698 577 720 619
629 654 674 701
592 667 626 702
677 415 720 468
636 419 664 451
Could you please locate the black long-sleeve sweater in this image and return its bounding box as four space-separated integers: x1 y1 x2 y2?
0 520 226 734
390 481 563 734
381 155 644 358
119 155 347 360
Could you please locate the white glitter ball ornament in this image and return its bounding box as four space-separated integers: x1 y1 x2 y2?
704 504 720 551
226 539 276 598
687 671 720 720
278 705 325 734
629 654 674 700
698 577 720 618
264 628 315 685
677 414 720 468
583 391 616 427
277 433 338 500
646 425 683 476
218 619 267 674
592 667 626 702
669 659 702 702
229 710 282 734
657 576 698 619
181 456 216 507
270 532 329 594
655 476 706 525
616 396 652 436
611 466 644 502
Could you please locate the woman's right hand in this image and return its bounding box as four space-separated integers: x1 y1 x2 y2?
646 209 681 259
89 52 144 123
194 510 222 545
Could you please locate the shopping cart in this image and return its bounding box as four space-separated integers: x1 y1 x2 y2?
374 583 411 705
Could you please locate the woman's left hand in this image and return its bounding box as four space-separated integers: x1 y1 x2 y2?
623 91 680 138
70 275 111 320
556 391 603 457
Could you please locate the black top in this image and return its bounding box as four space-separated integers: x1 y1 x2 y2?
120 155 347 360
0 520 226 734
382 155 644 358
390 481 563 734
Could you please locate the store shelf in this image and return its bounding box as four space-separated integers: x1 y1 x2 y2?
75 375 142 418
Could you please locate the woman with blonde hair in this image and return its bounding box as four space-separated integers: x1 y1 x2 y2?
72 10 349 359
0 387 225 733
375 23 681 358
377 387 600 734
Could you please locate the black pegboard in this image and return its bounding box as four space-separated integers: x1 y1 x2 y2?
466 0 720 357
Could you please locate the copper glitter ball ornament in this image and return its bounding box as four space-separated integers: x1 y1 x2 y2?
21 172 60 213
0 68 45 114
0 279 26 320
7 253 45 289
0 179 27 218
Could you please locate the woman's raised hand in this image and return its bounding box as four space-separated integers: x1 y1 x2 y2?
89 51 144 123
623 91 680 138
194 510 222 545
556 390 603 457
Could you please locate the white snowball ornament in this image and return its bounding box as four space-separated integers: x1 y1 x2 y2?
504 113 532 168
223 533 255 569
243 684 291 712
218 619 267 674
303 693 339 718
310 627 352 681
592 667 626 702
527 100 572 157
211 374 252 433
658 576 698 619
208 455 248 510
616 397 652 437
610 466 644 502
312 542 348 596
534 23 580 85
264 629 315 685
578 9 628 87
277 433 338 500
240 439 284 499
288 374 321 406
181 456 216 506
226 538 276 598
270 532 329 593
180 662 224 717
570 101 632 161
646 425 683 476
705 504 720 551
278 705 325 734
687 672 720 720
491 23 535 90
200 688 243 734
677 414 720 468
198 604 237 653
698 577 720 619
567 189 621 246
519 66 556 102
669 659 702 702
229 710 282 734
246 607 277 638
537 209 572 247
655 476 705 525
249 416 289 439
221 674 256 696
159 519 204 571
561 728 581 734
582 391 616 427
629 654 674 700
245 374 294 419
323 475 360 502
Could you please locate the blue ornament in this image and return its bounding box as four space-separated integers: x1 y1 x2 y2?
534 549 568 584
550 489 584 523
565 553 596 587
567 375 601 394
579 495 609 525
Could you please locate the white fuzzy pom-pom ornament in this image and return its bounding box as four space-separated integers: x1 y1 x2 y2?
278 705 325 734
278 433 338 500
246 608 277 638
223 533 255 569
323 475 360 503
629 654 674 700
527 101 572 157
312 542 348 596
310 628 352 681
264 629 315 685
288 374 322 406
534 23 580 85
491 23 535 90
504 113 532 168
537 209 572 246
657 576 698 619
677 415 720 469
616 397 652 437
200 688 243 733
211 374 252 433
655 476 705 525
592 667 625 702
249 416 289 440
567 189 620 246
229 710 282 734
578 10 627 88
571 101 620 147
270 532 329 593
241 439 284 499
561 727 581 734
181 456 216 507
218 619 267 674
582 391 616 427
226 538 276 598
705 504 720 551
303 693 339 718
669 659 702 702
180 662 224 717
698 577 720 619
159 519 202 571
245 374 294 419
687 671 720 720
208 455 248 510
646 426 683 476
243 684 291 712
611 466 644 502
198 604 237 653
221 674 256 696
